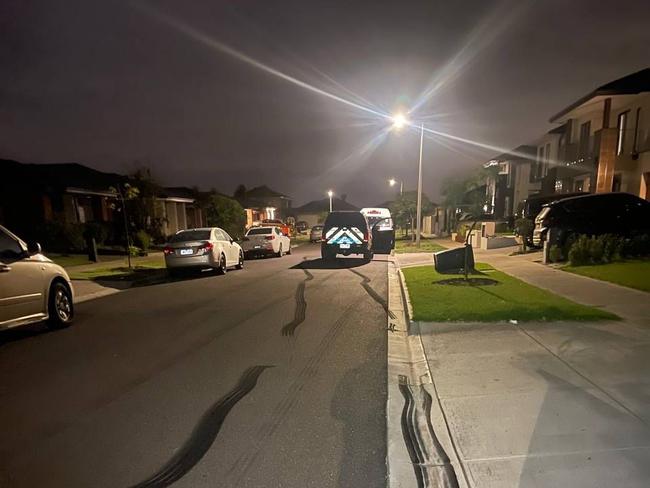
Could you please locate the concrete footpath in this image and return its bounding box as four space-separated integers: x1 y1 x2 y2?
72 279 121 303
389 250 650 487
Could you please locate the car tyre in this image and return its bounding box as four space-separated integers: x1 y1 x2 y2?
236 250 244 270
216 254 227 275
46 282 73 329
287 244 292 255
276 244 283 258
363 251 374 261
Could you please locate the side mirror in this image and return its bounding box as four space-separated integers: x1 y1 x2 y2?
27 241 42 255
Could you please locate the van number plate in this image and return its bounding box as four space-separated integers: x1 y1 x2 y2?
339 243 350 249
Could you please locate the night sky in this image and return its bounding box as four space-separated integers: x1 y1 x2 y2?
1 0 649 206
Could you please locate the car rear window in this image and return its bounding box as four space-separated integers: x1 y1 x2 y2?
324 212 367 229
170 230 211 242
247 227 272 235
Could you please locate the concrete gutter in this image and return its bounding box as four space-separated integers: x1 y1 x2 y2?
386 255 469 488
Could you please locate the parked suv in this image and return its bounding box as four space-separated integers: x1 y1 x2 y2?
0 225 74 330
321 211 373 260
533 192 650 248
519 192 586 247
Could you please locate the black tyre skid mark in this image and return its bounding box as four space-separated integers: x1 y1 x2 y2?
130 366 272 488
398 376 459 488
281 269 314 336
347 268 394 318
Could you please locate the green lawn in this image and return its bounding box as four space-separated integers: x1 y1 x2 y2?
66 254 166 280
402 263 618 322
394 239 447 254
48 254 96 267
563 260 650 293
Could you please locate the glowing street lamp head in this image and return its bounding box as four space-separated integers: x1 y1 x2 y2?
327 190 333 198
389 178 397 187
391 113 408 130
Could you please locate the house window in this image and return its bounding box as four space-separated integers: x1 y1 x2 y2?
555 179 563 192
617 111 628 155
579 121 591 157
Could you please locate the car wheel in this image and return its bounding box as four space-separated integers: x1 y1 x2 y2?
236 250 244 270
321 248 335 261
216 254 227 275
363 251 373 261
287 244 292 255
276 244 283 257
46 282 73 329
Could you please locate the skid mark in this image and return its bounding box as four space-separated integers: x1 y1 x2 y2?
281 269 314 336
130 366 272 488
347 268 391 316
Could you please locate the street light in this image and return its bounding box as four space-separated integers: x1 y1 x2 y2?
327 190 333 212
391 113 425 248
389 178 403 196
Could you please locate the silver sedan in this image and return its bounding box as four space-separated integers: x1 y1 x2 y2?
164 227 243 277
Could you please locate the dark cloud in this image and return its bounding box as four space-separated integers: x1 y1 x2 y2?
1 0 649 205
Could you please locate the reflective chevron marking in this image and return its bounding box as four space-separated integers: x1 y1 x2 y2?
326 227 364 245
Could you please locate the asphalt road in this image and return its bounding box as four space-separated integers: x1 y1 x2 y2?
0 244 388 487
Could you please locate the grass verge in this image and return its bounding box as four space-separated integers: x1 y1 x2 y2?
402 263 618 322
49 254 96 267
563 259 650 293
66 255 166 280
394 238 446 254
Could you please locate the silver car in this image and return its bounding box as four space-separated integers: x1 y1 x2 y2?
310 225 324 243
0 225 74 330
163 227 243 277
241 226 291 258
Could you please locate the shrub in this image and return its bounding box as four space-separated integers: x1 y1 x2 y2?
601 234 623 263
82 222 109 245
548 245 563 263
134 230 151 251
38 221 86 253
128 245 141 257
568 235 591 266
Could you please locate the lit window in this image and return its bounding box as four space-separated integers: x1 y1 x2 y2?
555 179 563 192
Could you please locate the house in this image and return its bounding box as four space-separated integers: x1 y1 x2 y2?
291 197 359 227
549 68 650 198
0 159 124 239
236 185 292 227
483 145 536 220
154 187 206 237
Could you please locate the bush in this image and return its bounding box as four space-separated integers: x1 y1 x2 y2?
568 235 591 266
128 245 141 257
82 222 109 245
38 221 86 253
568 233 648 266
548 245 563 263
134 230 151 251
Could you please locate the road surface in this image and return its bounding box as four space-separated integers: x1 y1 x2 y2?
0 244 388 487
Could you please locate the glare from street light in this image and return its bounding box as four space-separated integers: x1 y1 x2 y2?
391 113 408 130
389 178 396 186
327 190 333 198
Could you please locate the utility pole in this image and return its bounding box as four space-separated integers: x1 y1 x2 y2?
415 123 424 248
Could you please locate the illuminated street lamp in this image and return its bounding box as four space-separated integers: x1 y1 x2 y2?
327 190 333 212
389 178 403 196
391 112 425 247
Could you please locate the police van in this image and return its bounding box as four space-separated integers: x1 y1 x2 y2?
321 211 373 261
361 207 395 253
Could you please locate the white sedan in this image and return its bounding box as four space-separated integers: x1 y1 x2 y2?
241 226 291 258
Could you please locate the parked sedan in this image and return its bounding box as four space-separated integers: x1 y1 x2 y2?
164 227 243 277
0 225 74 330
241 226 291 258
310 225 324 243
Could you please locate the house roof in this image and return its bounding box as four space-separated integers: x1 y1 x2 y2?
292 197 359 214
244 185 290 200
488 145 536 163
1 159 125 192
159 187 197 200
550 68 650 122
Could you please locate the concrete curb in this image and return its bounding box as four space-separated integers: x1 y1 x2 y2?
75 288 121 304
386 256 469 488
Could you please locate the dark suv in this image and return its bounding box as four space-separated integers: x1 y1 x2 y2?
321 211 373 260
533 192 650 248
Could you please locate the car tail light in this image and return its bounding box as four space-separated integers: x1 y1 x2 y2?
199 242 214 253
321 231 326 242
265 235 275 240
163 246 174 255
363 230 369 242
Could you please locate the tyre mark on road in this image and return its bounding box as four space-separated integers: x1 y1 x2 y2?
347 268 393 318
226 300 359 485
129 365 272 488
281 269 314 336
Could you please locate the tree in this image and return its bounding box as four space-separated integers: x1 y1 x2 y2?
233 184 247 201
204 193 247 238
389 191 435 240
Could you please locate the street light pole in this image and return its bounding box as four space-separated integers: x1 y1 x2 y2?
327 190 333 212
415 123 424 248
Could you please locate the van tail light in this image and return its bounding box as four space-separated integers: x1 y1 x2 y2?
163 246 174 255
265 235 275 240
321 231 326 242
363 230 369 242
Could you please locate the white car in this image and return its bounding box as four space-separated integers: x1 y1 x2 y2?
241 226 291 258
164 227 244 277
0 225 74 330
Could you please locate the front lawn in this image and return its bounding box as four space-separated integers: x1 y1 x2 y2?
48 254 95 267
394 238 446 254
66 254 166 280
563 260 650 293
402 263 618 322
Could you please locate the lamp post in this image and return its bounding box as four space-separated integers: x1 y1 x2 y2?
327 190 333 212
391 114 425 248
389 178 403 196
